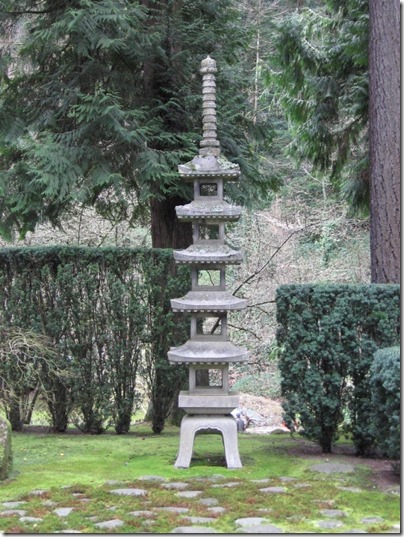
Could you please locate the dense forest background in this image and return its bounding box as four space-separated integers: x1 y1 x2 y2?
0 0 399 418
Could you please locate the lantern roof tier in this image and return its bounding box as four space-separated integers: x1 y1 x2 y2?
174 244 242 264
178 155 240 180
176 199 242 221
171 291 247 312
168 340 249 365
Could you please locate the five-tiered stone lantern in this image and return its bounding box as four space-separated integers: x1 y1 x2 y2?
168 56 249 469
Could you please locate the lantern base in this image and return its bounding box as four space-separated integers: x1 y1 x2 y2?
174 414 242 469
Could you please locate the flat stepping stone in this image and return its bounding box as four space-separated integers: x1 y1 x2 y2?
20 516 43 523
163 482 189 490
0 510 27 516
236 517 272 527
171 527 217 533
30 490 48 496
212 482 240 488
317 520 344 529
110 488 147 496
198 498 219 506
128 510 155 517
236 524 283 533
259 486 287 493
361 516 384 524
2 501 27 508
155 507 190 514
250 478 270 484
42 500 57 506
139 475 167 482
94 519 124 529
320 509 346 517
104 480 122 485
176 491 203 498
279 477 297 482
207 507 226 514
310 462 354 474
181 516 216 524
53 508 73 517
337 486 362 493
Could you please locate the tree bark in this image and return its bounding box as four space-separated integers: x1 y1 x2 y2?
150 196 192 249
368 0 400 283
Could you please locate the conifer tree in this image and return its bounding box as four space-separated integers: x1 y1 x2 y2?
0 0 276 246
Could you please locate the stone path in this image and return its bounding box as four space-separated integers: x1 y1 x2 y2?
0 465 399 534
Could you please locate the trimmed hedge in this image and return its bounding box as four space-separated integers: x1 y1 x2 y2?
370 346 400 461
276 284 400 454
0 246 189 434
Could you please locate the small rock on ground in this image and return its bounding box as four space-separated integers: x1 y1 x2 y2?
171 527 217 533
20 516 43 523
235 517 272 527
110 488 147 496
94 519 124 529
320 509 347 517
236 524 283 533
176 491 203 498
53 508 73 517
317 520 344 529
259 486 287 493
361 516 384 524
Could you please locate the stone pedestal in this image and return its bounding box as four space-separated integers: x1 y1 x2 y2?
175 415 242 469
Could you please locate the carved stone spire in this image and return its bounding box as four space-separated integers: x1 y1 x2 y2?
199 56 220 157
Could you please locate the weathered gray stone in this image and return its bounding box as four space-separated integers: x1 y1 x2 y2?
181 516 216 524
162 482 189 490
155 507 190 514
94 519 124 529
361 516 384 524
337 486 362 493
110 488 147 496
259 486 287 493
20 516 43 523
235 517 271 527
0 417 12 481
138 475 167 482
30 489 48 496
175 415 242 469
53 507 73 517
279 476 297 482
171 527 217 533
320 509 347 518
2 501 26 508
251 478 270 484
212 481 240 488
176 490 203 498
236 524 283 533
317 520 344 529
128 510 155 517
310 462 354 474
207 507 226 514
0 510 27 516
198 498 219 506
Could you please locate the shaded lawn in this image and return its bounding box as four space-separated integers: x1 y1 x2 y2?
0 425 399 533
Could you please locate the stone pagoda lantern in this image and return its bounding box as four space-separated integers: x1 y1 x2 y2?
168 56 249 469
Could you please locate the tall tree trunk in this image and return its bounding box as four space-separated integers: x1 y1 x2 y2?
368 0 400 283
150 196 192 249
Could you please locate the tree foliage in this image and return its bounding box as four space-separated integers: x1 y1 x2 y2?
0 0 278 241
267 0 369 210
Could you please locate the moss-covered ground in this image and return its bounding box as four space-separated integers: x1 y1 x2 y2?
0 425 399 533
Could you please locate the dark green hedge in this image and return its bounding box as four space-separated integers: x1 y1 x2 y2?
370 346 400 461
0 246 190 434
276 284 400 454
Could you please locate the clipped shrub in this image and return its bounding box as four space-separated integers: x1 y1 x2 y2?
276 284 400 454
370 346 400 462
0 247 189 434
0 417 12 480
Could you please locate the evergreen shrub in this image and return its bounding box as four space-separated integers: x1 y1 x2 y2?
0 247 189 434
370 346 400 463
276 284 400 454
